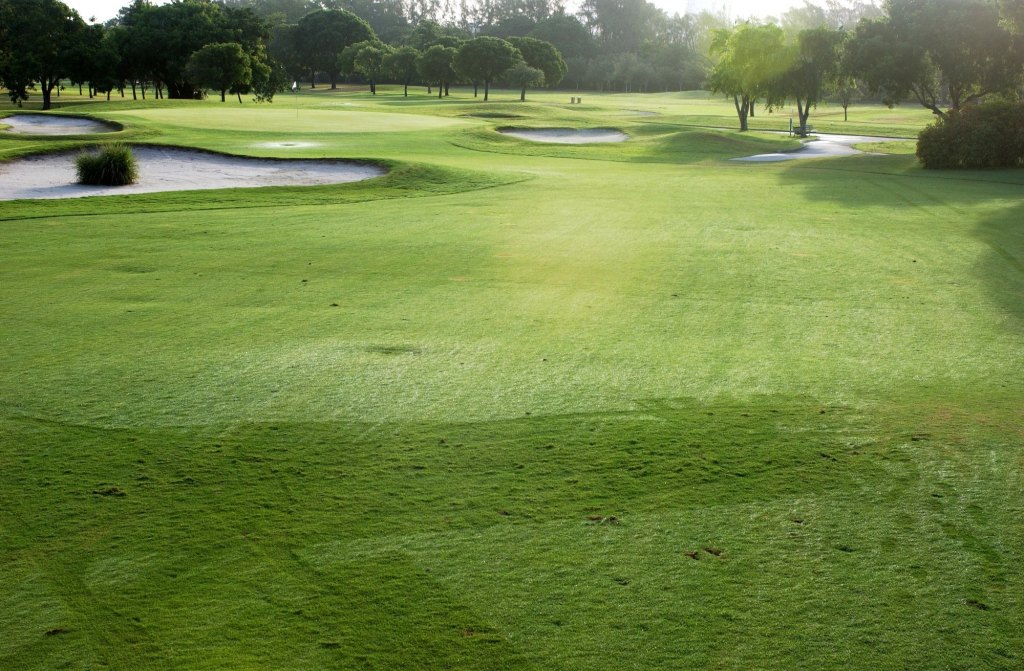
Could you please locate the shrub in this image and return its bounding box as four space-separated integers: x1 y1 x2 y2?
76 143 138 186
917 102 1024 169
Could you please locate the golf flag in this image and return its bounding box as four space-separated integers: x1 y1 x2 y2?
291 81 297 92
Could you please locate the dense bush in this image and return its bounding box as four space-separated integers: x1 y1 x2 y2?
76 143 138 186
917 102 1024 169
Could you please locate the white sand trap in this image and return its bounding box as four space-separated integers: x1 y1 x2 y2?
500 128 628 144
253 141 322 149
0 146 385 200
734 132 904 162
1 114 118 135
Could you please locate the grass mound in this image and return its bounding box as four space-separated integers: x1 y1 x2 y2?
75 143 138 186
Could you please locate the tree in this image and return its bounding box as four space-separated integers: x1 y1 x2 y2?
774 27 845 135
384 46 420 97
416 44 457 98
0 0 88 109
579 0 667 55
508 36 566 89
186 42 252 102
351 41 393 94
847 0 1020 116
708 24 789 131
116 0 271 99
295 8 374 88
505 61 545 101
528 13 596 60
453 36 519 101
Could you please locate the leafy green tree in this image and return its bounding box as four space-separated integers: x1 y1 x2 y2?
416 44 457 98
65 23 105 98
508 36 566 88
296 8 374 88
117 0 270 99
505 61 545 101
528 13 596 60
186 42 252 102
708 24 789 131
453 36 519 101
847 0 1019 115
0 0 88 109
774 27 846 135
384 46 420 97
352 41 393 94
579 0 667 54
267 23 304 81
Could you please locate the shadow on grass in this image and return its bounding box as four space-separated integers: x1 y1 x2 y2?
772 157 1024 327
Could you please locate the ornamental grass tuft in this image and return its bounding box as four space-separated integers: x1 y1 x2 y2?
76 143 138 186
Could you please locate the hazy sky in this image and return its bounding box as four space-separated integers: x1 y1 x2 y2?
67 0 812 25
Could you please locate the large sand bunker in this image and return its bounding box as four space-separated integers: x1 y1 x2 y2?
1 114 119 135
0 146 385 200
499 128 628 144
734 133 904 162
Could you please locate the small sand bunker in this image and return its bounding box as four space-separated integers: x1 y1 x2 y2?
734 133 905 162
0 146 385 200
1 114 118 135
499 128 628 144
253 141 322 149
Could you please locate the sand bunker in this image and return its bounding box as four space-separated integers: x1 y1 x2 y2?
1 114 118 135
734 132 904 162
499 128 628 144
0 146 385 200
253 141 322 149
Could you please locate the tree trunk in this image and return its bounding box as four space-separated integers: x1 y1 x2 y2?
41 78 54 110
106 90 111 101
484 80 489 101
237 90 243 103
733 95 749 131
796 98 811 136
221 89 226 102
438 82 442 98
473 82 478 97
843 103 848 122
404 82 408 97
131 82 137 100
520 86 526 102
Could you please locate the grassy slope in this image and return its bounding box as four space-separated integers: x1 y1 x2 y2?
1 87 1022 670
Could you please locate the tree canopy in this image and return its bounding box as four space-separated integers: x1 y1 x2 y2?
185 41 252 102
296 8 374 88
0 0 88 109
847 0 1021 115
453 36 520 101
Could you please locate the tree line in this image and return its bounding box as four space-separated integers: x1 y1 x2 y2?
1 0 1021 123
711 0 1022 134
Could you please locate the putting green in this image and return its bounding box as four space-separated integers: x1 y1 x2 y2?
111 105 477 133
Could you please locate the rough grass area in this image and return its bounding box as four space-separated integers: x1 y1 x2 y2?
1 87 1022 671
75 143 138 185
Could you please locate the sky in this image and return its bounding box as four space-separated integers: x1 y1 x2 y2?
66 0 814 25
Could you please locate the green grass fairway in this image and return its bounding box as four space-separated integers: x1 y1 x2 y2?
2 87 1022 670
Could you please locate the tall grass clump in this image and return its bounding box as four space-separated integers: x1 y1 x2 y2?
76 143 138 185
